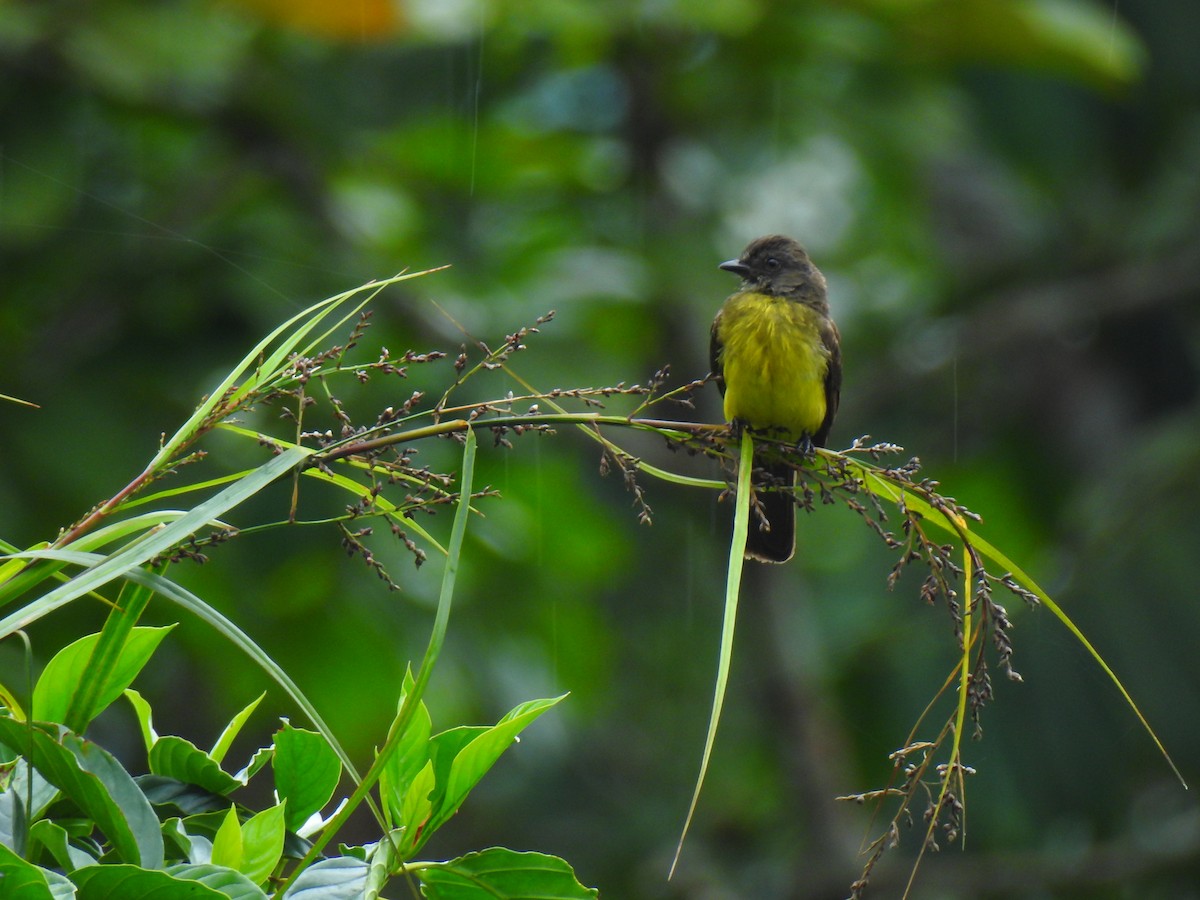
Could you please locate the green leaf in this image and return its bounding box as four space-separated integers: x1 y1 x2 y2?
418 848 598 899
378 669 432 829
71 863 233 899
136 776 228 816
0 840 58 899
166 863 267 899
272 722 341 834
210 694 265 766
0 719 163 868
33 554 360 797
63 572 163 733
426 725 486 813
0 759 61 848
279 856 368 899
209 807 242 871
122 690 157 752
161 817 202 864
32 627 174 731
0 446 310 640
396 761 435 857
276 427 477 893
671 428 753 877
430 696 565 835
231 746 273 785
149 737 241 796
238 803 285 886
28 818 98 872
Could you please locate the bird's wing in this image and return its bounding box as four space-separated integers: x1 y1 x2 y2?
709 310 726 396
816 318 842 446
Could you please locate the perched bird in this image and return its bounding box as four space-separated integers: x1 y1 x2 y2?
710 235 842 563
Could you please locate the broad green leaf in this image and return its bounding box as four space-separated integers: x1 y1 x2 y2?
162 817 206 865
149 737 241 795
238 803 285 885
46 868 77 900
280 856 368 899
0 840 58 899
0 759 61 848
166 863 267 899
32 627 174 731
419 848 598 899
209 807 242 871
210 694 266 766
136 775 229 817
28 819 98 872
0 719 163 868
71 863 231 899
431 695 565 834
272 722 341 834
63 573 163 733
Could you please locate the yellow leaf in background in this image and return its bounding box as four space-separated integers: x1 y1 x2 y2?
227 0 405 41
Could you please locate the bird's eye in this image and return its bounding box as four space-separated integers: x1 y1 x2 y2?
766 257 781 270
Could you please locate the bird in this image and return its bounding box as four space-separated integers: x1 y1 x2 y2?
709 235 842 563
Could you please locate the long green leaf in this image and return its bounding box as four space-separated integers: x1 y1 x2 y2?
150 272 433 474
0 841 59 897
61 570 164 732
210 693 267 766
279 428 478 890
0 446 310 640
670 429 753 878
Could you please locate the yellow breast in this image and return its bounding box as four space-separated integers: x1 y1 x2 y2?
716 291 830 438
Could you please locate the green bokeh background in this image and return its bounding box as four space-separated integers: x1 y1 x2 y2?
2 0 1199 896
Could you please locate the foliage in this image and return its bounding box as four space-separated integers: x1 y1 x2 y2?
1 284 1183 898
4 0 1200 896
0 285 589 898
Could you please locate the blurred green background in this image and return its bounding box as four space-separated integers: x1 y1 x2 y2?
2 0 1199 896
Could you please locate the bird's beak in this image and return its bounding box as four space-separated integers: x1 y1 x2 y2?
719 259 749 277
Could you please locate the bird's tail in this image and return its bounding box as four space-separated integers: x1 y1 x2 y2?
744 461 796 564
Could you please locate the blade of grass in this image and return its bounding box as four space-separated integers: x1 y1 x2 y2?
845 455 1185 788
669 429 753 878
0 446 310 640
154 272 436 469
278 427 478 892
